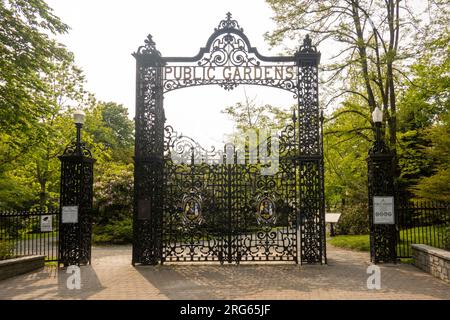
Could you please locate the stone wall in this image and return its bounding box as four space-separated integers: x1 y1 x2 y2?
0 255 45 281
412 244 450 283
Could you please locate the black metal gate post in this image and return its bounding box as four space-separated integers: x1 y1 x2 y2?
58 122 95 267
132 36 165 265
296 36 327 264
367 114 397 263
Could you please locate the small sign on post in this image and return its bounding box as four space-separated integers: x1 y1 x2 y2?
62 206 79 223
373 196 395 224
40 215 53 232
325 213 341 237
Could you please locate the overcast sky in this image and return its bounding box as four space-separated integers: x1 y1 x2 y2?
46 0 328 147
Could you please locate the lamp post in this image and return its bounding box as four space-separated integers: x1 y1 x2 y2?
367 106 397 264
58 109 94 267
73 110 85 153
372 106 383 145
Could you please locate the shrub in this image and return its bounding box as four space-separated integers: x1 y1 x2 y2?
335 203 370 235
92 218 133 244
94 163 133 225
0 241 14 260
443 224 450 251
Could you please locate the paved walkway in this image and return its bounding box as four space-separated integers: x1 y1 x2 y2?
0 245 449 299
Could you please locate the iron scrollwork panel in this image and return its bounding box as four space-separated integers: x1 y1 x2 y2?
162 127 298 264
162 162 226 262
296 37 326 264
232 166 298 263
132 57 165 265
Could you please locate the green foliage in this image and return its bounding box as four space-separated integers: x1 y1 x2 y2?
324 99 372 205
329 235 370 252
221 92 291 145
222 95 290 132
82 102 135 233
266 1 449 205
334 203 370 235
0 0 91 210
92 218 133 244
0 241 14 260
0 52 88 209
94 162 133 224
264 0 449 150
411 102 450 202
0 0 70 146
84 102 134 163
397 130 434 190
413 169 450 202
443 224 450 251
397 30 450 195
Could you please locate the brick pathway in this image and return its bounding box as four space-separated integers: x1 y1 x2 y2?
0 245 449 299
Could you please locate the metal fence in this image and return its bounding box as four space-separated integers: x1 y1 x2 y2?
397 200 450 258
0 200 448 262
0 209 60 262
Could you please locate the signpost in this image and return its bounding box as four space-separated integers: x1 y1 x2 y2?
40 215 53 232
373 196 395 224
62 206 79 224
325 213 341 237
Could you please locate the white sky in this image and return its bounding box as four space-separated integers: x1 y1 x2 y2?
46 0 330 148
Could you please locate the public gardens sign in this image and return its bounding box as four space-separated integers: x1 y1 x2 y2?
163 65 297 82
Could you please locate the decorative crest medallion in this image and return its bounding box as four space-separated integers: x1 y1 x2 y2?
256 195 277 225
181 189 204 226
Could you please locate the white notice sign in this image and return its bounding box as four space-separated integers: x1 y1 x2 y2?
325 213 341 223
373 196 395 224
62 206 78 223
40 215 52 232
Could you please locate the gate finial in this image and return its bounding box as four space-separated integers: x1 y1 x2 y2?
216 12 243 32
135 34 161 56
299 34 317 53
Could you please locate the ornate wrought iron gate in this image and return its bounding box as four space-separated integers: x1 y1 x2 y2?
162 125 298 263
132 13 326 265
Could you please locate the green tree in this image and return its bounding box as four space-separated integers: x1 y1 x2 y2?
413 113 450 202
83 102 134 231
265 0 448 151
0 0 77 208
84 102 134 163
396 29 449 195
221 91 292 149
0 0 70 140
31 54 89 208
324 96 372 205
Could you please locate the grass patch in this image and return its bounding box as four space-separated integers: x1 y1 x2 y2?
329 234 370 252
399 258 414 264
329 225 448 256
